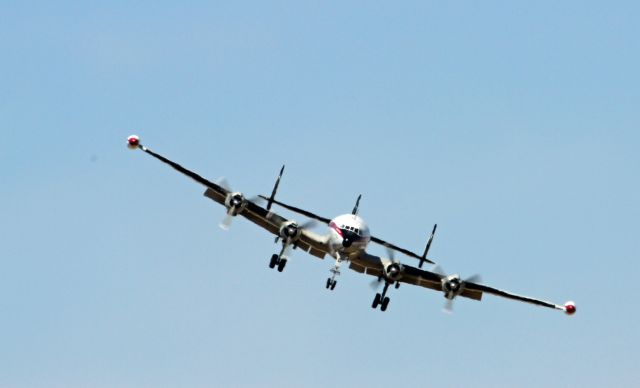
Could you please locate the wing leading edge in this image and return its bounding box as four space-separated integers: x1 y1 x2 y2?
131 137 330 259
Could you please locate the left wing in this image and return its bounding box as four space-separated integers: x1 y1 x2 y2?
128 136 330 259
351 252 575 314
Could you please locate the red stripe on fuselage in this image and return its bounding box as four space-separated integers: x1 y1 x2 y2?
329 221 343 237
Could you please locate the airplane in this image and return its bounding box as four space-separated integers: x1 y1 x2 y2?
126 135 576 315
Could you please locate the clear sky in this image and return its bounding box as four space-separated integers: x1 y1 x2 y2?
1 1 639 387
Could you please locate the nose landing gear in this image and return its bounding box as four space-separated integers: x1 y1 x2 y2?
325 254 344 291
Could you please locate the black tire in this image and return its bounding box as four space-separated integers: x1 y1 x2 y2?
330 280 337 290
277 259 287 272
269 254 278 269
326 278 331 289
381 296 390 311
372 293 382 309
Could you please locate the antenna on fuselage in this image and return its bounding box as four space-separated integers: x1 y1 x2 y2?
352 194 362 215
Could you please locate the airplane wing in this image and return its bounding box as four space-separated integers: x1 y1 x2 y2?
351 252 573 313
462 281 566 310
263 197 435 265
130 138 330 259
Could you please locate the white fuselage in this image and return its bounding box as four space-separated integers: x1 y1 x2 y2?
327 214 371 257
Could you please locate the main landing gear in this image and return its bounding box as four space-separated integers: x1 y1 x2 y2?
372 282 393 312
268 243 289 272
326 277 337 290
268 254 287 272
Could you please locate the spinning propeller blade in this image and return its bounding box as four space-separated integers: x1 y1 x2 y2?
436 265 482 314
220 214 234 230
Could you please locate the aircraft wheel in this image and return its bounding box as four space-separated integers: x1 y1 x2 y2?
326 278 332 289
381 297 390 312
330 280 337 290
277 259 287 272
269 254 278 269
372 293 382 309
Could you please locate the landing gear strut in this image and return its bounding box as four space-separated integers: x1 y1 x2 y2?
372 282 392 312
326 254 344 291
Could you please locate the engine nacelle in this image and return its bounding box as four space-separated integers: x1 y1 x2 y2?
279 221 303 242
384 262 404 281
441 275 464 300
224 192 247 216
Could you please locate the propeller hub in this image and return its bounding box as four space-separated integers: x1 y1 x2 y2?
286 225 298 237
342 238 352 248
385 263 402 280
231 195 243 207
444 277 461 293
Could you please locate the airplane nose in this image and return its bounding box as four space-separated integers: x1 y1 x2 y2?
342 238 352 248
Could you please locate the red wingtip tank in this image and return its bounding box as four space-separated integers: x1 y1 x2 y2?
127 135 140 149
564 301 576 315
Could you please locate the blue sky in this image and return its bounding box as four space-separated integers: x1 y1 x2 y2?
1 1 639 387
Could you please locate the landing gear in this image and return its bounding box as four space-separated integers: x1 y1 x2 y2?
371 282 392 312
277 258 287 272
326 254 344 291
372 293 381 308
381 296 390 311
269 243 290 272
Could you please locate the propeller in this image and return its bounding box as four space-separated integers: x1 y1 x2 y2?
281 220 317 240
220 213 234 230
433 265 482 313
370 248 397 290
217 177 232 192
276 219 318 260
217 177 256 230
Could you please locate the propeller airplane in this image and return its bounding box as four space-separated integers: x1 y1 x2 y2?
126 135 576 315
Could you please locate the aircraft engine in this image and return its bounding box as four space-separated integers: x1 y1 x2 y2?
384 262 404 281
442 275 464 300
225 192 247 216
280 222 302 241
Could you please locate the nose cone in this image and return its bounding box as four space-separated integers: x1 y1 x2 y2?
342 238 352 248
